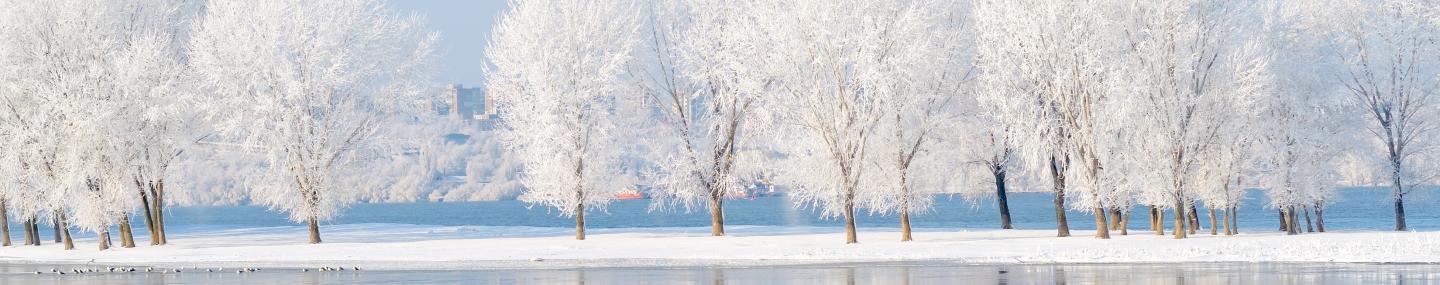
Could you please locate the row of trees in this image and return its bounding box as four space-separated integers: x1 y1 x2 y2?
0 0 437 248
0 0 1433 250
488 0 1439 243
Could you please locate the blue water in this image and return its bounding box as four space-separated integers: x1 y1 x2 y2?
8 188 1438 238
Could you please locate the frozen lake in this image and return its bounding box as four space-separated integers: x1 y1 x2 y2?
0 262 1437 284
39 187 1436 236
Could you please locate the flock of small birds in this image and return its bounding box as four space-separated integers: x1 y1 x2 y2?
35 266 362 275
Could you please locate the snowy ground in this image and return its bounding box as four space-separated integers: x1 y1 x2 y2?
0 224 1436 270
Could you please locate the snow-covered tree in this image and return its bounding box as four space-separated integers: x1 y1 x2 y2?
974 0 1128 239
486 0 643 240
1193 103 1268 236
188 0 438 244
1325 0 1440 231
102 0 199 248
634 0 767 237
1245 0 1362 235
1119 0 1270 239
0 0 198 250
955 109 1021 230
1257 94 1347 235
747 0 951 244
864 1 973 242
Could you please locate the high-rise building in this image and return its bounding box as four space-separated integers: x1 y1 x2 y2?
440 84 496 121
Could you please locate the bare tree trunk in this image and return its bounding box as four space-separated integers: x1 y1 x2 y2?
119 216 136 248
900 211 912 242
59 212 73 250
844 200 858 244
1109 208 1123 231
1156 207 1166 235
1152 205 1163 234
575 203 586 240
30 220 39 245
995 168 1013 229
1222 207 1233 236
98 230 111 251
1093 207 1110 239
1278 209 1287 232
1229 206 1239 235
0 198 9 247
153 180 168 245
1285 206 1300 235
1393 194 1406 231
709 193 725 236
1314 203 1325 232
307 216 322 244
138 185 158 246
1226 205 1238 234
1050 158 1069 237
1120 207 1131 236
1303 206 1314 233
1391 158 1407 231
1173 200 1187 239
1208 208 1218 235
1187 202 1200 235
22 219 34 246
52 214 61 243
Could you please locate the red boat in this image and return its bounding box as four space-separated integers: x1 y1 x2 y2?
615 188 646 200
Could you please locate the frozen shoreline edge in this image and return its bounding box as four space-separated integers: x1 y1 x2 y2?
3 258 1439 271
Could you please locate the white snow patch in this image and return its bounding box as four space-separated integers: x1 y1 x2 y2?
1 224 1436 269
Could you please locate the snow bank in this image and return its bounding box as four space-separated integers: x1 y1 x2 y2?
0 224 1436 269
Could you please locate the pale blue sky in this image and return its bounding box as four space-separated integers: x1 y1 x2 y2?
389 0 508 87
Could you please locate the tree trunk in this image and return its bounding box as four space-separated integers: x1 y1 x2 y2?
1390 157 1406 231
0 198 9 247
30 220 40 245
307 216 322 244
1172 200 1187 239
575 203 586 241
52 214 61 243
1393 194 1406 231
1222 207 1233 236
1156 207 1166 236
152 180 168 245
59 212 73 250
709 193 725 236
1278 209 1287 232
900 211 912 242
1303 206 1314 233
1187 202 1200 235
1152 205 1163 234
99 230 111 251
1314 204 1325 232
1290 205 1301 234
22 219 34 246
1120 207 1131 236
995 168 1013 229
844 201 858 244
139 186 157 246
1229 206 1239 235
119 216 136 248
1093 207 1110 239
1208 208 1218 235
1109 208 1123 231
1050 157 1069 237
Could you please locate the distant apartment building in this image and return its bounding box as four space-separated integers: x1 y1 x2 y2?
438 84 498 121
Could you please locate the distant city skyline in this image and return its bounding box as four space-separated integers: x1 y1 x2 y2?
389 0 508 87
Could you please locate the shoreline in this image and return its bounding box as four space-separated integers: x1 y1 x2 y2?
0 224 1435 270
3 258 1439 271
